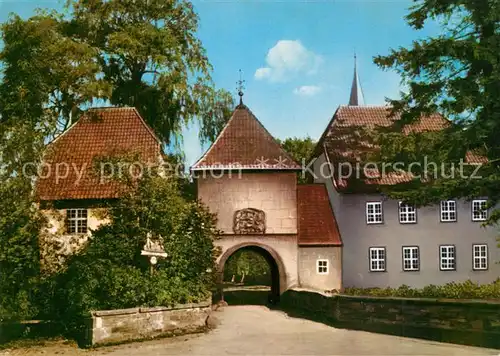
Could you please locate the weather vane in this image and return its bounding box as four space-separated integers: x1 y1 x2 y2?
237 69 245 105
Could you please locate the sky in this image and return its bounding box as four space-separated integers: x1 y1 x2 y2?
0 0 441 166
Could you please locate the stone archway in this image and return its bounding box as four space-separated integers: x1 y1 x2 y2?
217 242 288 303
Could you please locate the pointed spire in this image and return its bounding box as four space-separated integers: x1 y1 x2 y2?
348 53 365 106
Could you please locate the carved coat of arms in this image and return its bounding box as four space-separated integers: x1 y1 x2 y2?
233 208 266 234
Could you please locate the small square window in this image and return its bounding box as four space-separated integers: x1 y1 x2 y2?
472 200 488 222
440 245 456 270
317 259 329 275
399 202 417 224
402 246 420 271
473 244 488 270
366 202 383 224
440 200 457 222
369 247 386 272
67 209 88 234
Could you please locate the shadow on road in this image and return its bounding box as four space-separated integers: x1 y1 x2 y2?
222 287 271 306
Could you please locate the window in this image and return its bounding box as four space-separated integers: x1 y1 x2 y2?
473 244 488 270
67 209 88 234
369 247 386 272
366 202 383 224
402 246 420 271
317 259 329 274
399 202 417 224
440 245 456 271
440 200 457 222
472 200 488 222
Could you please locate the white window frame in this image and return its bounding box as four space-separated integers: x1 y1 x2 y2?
399 202 417 224
473 244 488 271
67 209 88 234
402 246 420 271
316 259 329 275
472 199 488 222
440 200 457 222
366 202 383 224
439 245 456 271
369 247 386 272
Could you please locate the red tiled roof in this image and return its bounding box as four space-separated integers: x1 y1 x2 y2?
318 105 486 189
331 105 447 132
191 104 301 170
297 184 342 246
36 107 161 201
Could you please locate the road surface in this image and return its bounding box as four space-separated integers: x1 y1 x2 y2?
2 305 497 355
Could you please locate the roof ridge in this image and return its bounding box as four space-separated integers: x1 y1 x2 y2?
242 105 301 168
191 104 301 170
190 105 238 170
339 104 391 109
87 106 134 111
130 108 162 145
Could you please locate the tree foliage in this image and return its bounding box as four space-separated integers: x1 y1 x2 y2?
344 279 500 300
0 0 232 322
45 172 219 335
372 0 500 223
224 250 271 285
0 0 234 146
278 137 316 183
0 179 45 322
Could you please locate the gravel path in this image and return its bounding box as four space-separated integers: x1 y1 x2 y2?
2 305 498 355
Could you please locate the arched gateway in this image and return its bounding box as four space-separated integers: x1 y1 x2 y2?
191 100 343 300
218 243 285 302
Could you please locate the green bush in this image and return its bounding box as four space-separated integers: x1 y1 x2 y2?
343 279 500 300
0 179 45 322
43 173 219 338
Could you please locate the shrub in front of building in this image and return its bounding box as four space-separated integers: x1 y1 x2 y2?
40 173 220 341
343 279 500 300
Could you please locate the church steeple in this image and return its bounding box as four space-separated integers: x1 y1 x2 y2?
348 53 365 106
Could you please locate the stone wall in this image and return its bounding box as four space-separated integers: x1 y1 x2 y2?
86 300 211 346
298 246 342 291
280 289 500 349
197 172 297 234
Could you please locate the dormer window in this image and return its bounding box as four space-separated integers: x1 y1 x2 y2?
67 209 88 234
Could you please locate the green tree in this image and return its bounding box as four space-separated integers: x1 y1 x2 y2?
0 0 233 321
372 0 500 223
224 250 270 285
0 179 45 322
278 137 316 183
1 0 234 146
50 171 219 335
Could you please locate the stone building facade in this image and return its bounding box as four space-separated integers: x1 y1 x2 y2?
310 61 499 289
192 103 343 296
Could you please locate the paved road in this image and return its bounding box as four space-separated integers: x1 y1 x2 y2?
3 306 498 355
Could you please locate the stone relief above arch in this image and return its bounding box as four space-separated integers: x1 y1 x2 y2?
233 208 266 234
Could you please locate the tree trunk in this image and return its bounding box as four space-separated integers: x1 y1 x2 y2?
240 272 245 284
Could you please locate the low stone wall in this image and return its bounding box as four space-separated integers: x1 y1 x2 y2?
280 289 500 349
86 300 211 346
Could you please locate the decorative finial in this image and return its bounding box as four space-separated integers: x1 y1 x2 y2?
237 69 245 105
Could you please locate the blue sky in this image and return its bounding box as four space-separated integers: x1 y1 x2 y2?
0 0 440 166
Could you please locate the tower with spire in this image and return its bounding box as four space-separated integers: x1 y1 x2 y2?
348 53 365 106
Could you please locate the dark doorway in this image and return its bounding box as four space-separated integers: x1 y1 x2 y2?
220 246 280 305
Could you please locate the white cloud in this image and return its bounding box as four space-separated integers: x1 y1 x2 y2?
254 67 272 80
293 85 322 97
254 40 322 82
